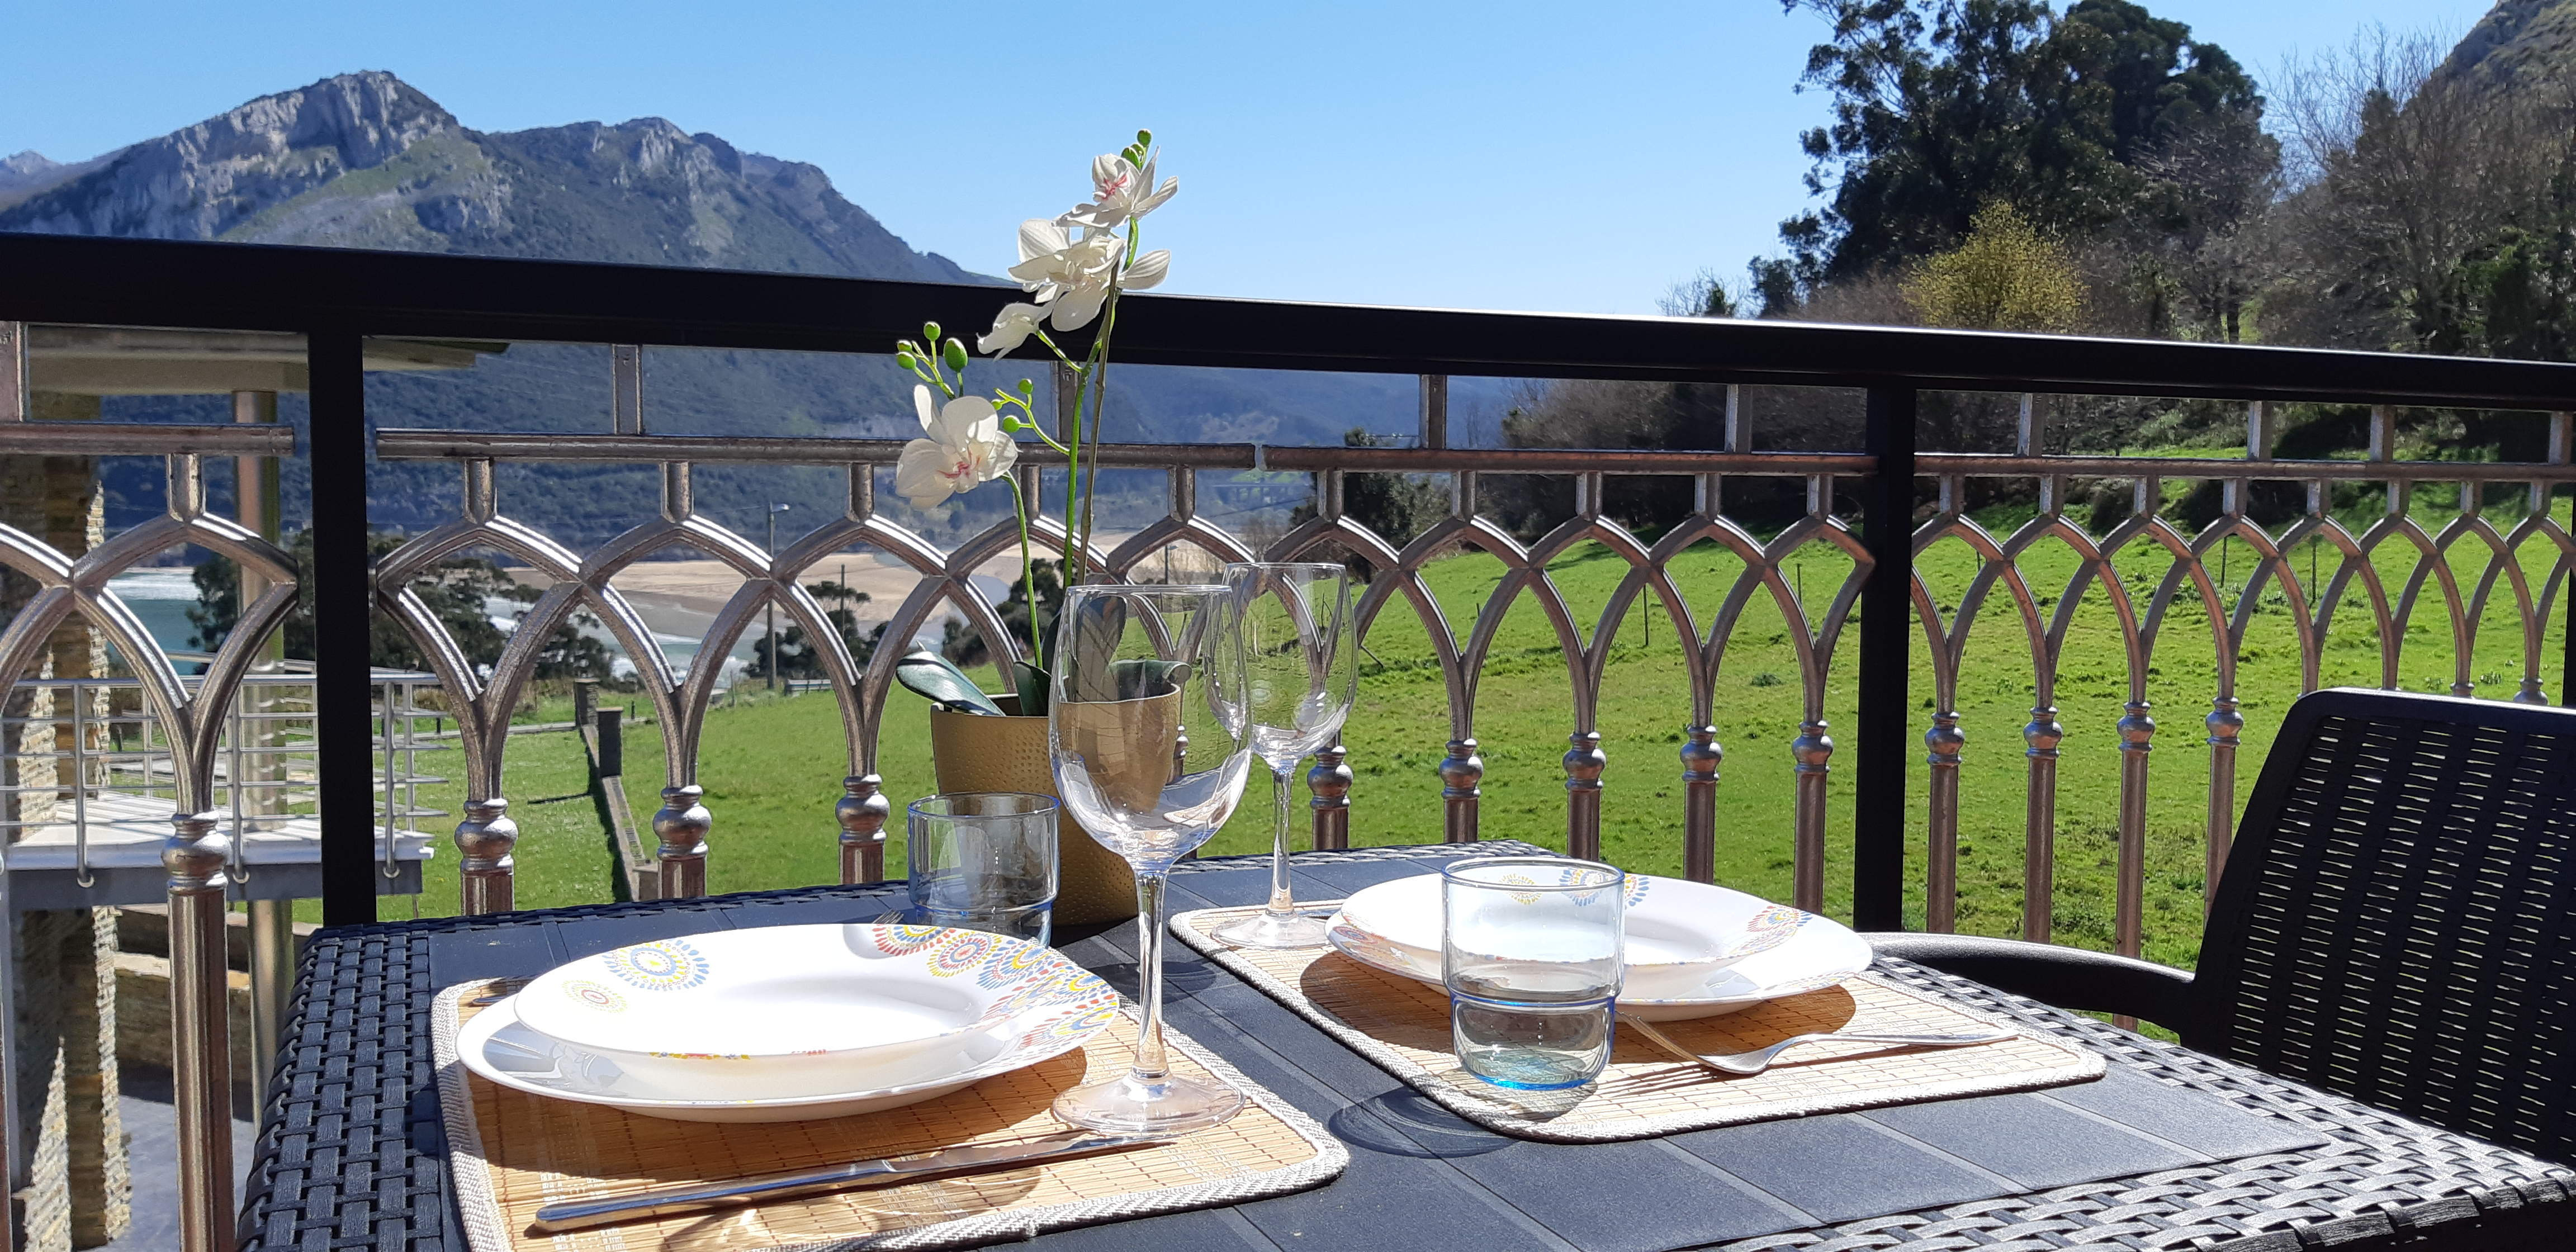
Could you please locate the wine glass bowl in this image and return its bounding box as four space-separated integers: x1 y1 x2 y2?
1048 584 1253 1133
1210 563 1360 951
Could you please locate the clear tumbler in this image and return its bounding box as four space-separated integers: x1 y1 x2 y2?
907 792 1060 946
1441 856 1626 1090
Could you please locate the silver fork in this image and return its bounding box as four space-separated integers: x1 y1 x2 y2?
1621 1014 2014 1075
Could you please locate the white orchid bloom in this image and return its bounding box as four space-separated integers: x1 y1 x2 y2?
1007 220 1125 331
1121 249 1171 291
894 386 1019 509
1060 153 1177 230
979 301 1048 355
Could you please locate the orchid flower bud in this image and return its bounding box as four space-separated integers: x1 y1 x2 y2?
922 321 942 344
944 338 968 372
1017 378 1035 396
896 351 916 371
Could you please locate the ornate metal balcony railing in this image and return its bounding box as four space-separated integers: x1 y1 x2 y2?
4 234 2576 1252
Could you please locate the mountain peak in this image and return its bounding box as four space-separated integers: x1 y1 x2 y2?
0 70 460 239
2 151 59 177
0 73 976 284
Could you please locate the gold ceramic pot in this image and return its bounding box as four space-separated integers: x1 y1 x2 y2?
925 694 1164 927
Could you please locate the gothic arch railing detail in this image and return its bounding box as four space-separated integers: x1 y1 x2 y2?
368 399 2576 968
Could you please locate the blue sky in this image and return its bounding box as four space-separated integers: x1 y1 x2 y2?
6 0 2497 315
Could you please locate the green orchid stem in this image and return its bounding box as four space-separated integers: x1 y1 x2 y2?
1030 330 1084 581
1077 220 1141 558
1007 473 1038 665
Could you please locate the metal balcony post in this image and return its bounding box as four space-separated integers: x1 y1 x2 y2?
838 775 889 884
1308 743 1352 850
1855 386 1916 932
312 330 377 926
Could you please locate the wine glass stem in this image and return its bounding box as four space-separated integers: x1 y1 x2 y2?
1131 869 1172 1080
1264 763 1296 916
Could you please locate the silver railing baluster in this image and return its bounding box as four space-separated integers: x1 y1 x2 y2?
655 784 712 898
2022 708 2063 942
1563 731 1606 860
2205 700 2244 904
456 799 517 913
164 812 234 1252
839 774 889 884
1441 738 1483 842
1680 725 1721 883
1308 743 1351 850
1924 712 1963 933
1791 719 1833 913
2116 701 2155 959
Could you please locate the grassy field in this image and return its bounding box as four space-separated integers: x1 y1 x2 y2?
373 488 2571 976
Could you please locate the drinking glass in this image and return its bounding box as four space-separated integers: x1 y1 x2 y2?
1441 856 1626 1090
1210 562 1358 950
1049 584 1253 1132
906 792 1059 946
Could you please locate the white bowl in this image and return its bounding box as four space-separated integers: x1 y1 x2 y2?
460 988 1119 1122
1334 872 1811 1000
514 923 1115 1099
1324 875 1872 1020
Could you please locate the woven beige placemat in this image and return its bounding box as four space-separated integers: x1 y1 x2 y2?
433 979 1347 1251
1172 903 2104 1144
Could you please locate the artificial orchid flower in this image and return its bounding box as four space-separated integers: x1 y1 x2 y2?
1007 220 1124 331
979 302 1048 354
1059 153 1178 231
893 385 1019 508
1121 249 1171 291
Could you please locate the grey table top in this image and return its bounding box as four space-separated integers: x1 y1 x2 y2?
242 843 2575 1251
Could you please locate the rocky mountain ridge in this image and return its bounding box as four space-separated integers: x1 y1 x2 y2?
0 71 974 282
2445 0 2576 88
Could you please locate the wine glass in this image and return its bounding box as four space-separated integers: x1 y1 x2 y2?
1048 583 1253 1132
1210 562 1359 950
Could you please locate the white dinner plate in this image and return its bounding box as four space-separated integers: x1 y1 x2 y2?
1324 876 1872 1021
459 984 1119 1123
1334 872 1817 1000
515 923 1116 1099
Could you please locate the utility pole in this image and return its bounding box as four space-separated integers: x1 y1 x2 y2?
766 502 792 692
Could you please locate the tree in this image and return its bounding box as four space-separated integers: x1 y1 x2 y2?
1770 0 2265 293
944 560 1063 671
748 580 878 680
187 529 612 679
2266 32 2576 359
1904 202 2085 330
1286 429 1450 558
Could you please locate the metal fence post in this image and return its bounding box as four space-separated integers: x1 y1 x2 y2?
838 775 889 884
1309 743 1352 850
1855 386 1917 932
164 813 235 1252
312 330 377 927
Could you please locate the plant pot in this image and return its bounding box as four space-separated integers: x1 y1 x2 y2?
926 694 1158 927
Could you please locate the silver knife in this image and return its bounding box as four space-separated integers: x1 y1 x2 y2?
528 1128 1177 1233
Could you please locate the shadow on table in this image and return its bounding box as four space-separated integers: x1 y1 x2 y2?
1328 1088 1516 1160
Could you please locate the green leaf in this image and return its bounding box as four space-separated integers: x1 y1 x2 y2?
893 649 1004 715
1014 660 1050 717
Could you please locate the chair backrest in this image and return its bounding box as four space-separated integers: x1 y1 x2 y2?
2193 687 2576 1163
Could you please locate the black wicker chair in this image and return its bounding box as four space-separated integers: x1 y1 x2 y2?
1871 687 2576 1165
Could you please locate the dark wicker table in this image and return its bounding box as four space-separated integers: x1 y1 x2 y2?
244 843 2574 1251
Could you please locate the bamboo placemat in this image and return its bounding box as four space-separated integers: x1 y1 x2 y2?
432 979 1347 1252
1172 903 2104 1144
